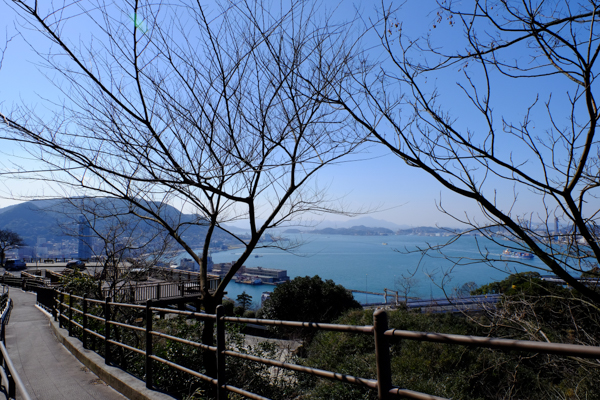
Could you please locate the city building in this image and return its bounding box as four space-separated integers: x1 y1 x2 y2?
241 266 289 284
78 215 92 260
212 262 236 277
18 246 35 260
179 256 213 272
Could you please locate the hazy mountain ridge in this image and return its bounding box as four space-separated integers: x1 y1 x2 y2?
308 225 395 236
396 226 461 235
301 216 409 230
283 225 462 236
0 198 235 245
0 202 66 244
0 199 461 243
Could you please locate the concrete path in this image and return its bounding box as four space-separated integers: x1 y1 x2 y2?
4 288 126 400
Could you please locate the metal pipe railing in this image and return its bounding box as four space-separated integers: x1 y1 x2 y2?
0 288 32 400
0 341 32 400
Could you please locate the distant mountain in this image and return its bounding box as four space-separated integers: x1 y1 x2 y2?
0 201 69 244
282 228 303 234
218 223 252 234
270 217 407 233
310 225 395 236
0 197 235 245
305 217 409 230
396 226 461 236
0 203 20 215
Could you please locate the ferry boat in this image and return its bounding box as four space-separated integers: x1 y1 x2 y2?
502 249 535 260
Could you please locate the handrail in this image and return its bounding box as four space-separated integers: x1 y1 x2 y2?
0 288 32 400
224 315 374 333
150 330 216 351
0 341 31 400
52 288 600 400
222 349 378 389
385 329 600 358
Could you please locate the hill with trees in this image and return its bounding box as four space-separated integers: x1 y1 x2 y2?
308 225 395 236
0 198 240 247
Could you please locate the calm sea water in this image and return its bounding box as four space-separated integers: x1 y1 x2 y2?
191 235 546 307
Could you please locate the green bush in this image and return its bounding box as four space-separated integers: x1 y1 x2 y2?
300 273 600 400
260 275 361 342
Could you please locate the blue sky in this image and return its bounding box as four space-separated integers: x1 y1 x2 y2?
0 0 594 228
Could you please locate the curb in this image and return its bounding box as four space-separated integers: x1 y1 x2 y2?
45 311 175 400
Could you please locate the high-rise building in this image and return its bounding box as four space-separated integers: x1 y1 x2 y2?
78 215 92 260
18 246 35 260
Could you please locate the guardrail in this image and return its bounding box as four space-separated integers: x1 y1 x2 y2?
20 272 48 289
101 281 205 303
0 287 9 342
0 276 22 289
0 286 32 400
109 266 220 287
45 270 64 285
52 289 600 400
1 274 50 293
147 266 221 289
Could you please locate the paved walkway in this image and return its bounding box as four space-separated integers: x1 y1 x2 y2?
5 288 126 400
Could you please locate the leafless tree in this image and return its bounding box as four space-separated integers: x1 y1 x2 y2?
331 0 600 304
395 265 420 304
51 197 177 299
0 0 364 371
0 229 25 267
475 275 600 393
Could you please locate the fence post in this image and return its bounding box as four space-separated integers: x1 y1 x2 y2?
7 356 15 399
374 309 392 400
52 289 58 322
68 291 73 337
156 284 161 301
145 300 153 389
59 292 64 328
105 296 112 365
82 294 88 349
1 304 6 342
216 305 227 400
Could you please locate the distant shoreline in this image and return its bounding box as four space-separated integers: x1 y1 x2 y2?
283 225 461 237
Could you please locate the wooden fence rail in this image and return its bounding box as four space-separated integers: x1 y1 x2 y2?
50 289 600 400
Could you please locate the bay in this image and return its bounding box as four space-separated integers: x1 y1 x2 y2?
200 234 546 308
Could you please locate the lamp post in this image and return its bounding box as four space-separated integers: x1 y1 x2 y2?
365 274 368 304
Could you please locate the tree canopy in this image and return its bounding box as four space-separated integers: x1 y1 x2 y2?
260 275 361 340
